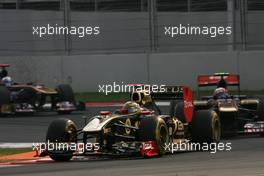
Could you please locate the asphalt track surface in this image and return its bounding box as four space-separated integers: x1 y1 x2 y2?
0 107 264 176
0 107 115 142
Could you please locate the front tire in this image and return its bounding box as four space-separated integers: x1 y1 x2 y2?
191 110 221 144
137 116 169 155
0 86 11 116
46 118 77 161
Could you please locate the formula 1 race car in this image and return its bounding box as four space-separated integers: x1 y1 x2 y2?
44 86 221 161
191 73 264 136
0 64 84 115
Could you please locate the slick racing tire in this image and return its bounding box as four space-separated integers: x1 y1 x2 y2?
0 85 10 105
137 116 169 155
46 118 77 161
16 87 36 104
56 84 75 103
0 85 11 116
56 84 75 115
169 100 185 123
256 96 264 121
191 110 221 144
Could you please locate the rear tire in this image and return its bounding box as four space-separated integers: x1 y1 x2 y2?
170 100 185 123
137 116 169 155
46 118 77 161
191 110 221 144
0 85 10 105
56 84 75 115
56 84 75 103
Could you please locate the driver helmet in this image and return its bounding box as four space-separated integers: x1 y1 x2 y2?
2 76 12 87
122 101 141 113
213 87 229 99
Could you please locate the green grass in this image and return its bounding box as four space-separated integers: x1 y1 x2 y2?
75 90 264 102
0 148 32 157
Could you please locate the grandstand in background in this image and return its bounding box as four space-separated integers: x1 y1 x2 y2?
0 0 263 55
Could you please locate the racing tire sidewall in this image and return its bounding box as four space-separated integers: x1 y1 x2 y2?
191 110 221 144
137 116 169 155
46 118 77 162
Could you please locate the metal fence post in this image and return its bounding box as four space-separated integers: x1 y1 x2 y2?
63 0 71 55
95 0 98 11
16 0 21 9
187 0 191 12
227 0 235 51
148 0 157 52
240 0 247 50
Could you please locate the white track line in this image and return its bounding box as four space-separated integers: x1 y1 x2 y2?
0 143 33 148
0 165 22 168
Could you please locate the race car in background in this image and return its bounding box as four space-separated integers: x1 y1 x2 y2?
187 73 264 136
0 64 85 115
44 86 221 161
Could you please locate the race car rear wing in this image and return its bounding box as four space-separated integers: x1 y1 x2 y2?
130 85 194 123
128 84 187 100
197 74 240 87
197 73 241 98
150 86 184 100
0 64 10 68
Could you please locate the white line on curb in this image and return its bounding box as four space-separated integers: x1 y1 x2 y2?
0 143 33 148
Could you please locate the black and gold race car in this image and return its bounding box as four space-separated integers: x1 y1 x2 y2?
43 86 221 161
188 73 264 136
0 64 84 115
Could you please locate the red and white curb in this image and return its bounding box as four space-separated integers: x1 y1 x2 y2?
0 158 54 168
0 156 112 168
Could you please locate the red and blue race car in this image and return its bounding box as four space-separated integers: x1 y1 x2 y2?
193 73 264 136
